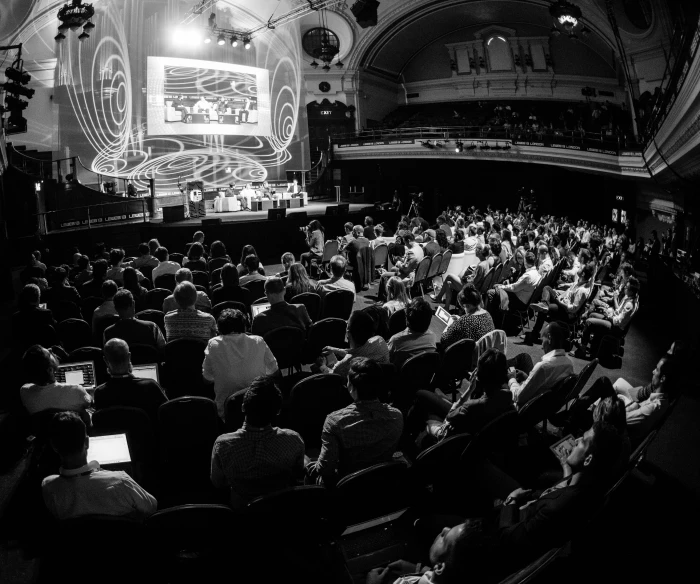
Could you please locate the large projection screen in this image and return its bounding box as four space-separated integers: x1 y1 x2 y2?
147 56 272 137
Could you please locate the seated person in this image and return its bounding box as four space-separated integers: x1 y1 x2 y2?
431 243 490 309
151 247 180 281
338 222 355 253
94 338 168 424
316 255 356 298
316 311 390 379
182 242 207 271
92 279 119 332
239 255 267 287
162 268 212 313
125 242 159 271
42 412 157 520
440 285 495 349
405 348 516 451
79 258 108 299
388 297 437 370
210 375 305 508
202 309 279 418
20 345 92 416
72 254 93 287
163 281 217 342
104 289 166 352
421 229 440 257
378 232 424 301
251 277 311 337
210 263 250 307
285 263 316 301
306 358 403 486
276 252 295 278
565 354 678 442
382 276 410 317
526 263 594 343
12 284 57 353
366 521 494 584
487 252 540 319
508 322 574 408
106 248 144 285
578 277 640 358
45 267 81 308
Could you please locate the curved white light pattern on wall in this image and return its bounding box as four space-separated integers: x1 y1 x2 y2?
5 0 305 194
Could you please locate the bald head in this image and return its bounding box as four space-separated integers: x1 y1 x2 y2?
104 338 131 376
353 225 364 238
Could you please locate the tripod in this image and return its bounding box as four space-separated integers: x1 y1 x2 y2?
408 196 422 218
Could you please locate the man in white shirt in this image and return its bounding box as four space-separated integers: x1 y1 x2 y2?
508 322 574 407
316 255 356 299
203 308 279 417
151 247 181 281
42 411 157 521
491 251 540 313
537 245 553 278
162 268 212 313
195 95 212 113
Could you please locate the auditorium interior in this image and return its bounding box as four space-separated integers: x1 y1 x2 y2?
1 1 699 583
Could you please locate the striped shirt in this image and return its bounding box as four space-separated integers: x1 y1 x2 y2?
164 308 217 342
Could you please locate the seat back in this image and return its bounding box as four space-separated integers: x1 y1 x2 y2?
461 410 519 467
373 244 389 271
412 256 432 287
414 433 473 489
426 253 442 279
207 257 229 272
53 300 82 323
478 267 496 294
321 239 339 263
335 462 413 529
445 252 464 279
80 296 104 319
305 318 347 363
526 275 548 306
289 373 350 447
565 358 598 408
146 288 172 311
436 250 452 277
154 273 176 292
158 397 219 491
290 292 322 322
212 300 248 320
242 280 266 304
57 318 92 353
397 351 440 398
263 327 305 371
518 390 560 431
169 253 184 266
129 343 162 366
185 259 208 273
163 338 208 398
320 289 354 320
473 329 507 368
388 309 406 337
93 314 120 346
223 389 247 433
191 270 210 289
441 338 476 383
135 309 166 335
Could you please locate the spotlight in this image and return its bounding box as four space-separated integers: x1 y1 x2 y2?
217 33 226 45
230 35 238 47
70 23 81 32
55 31 66 42
78 31 90 41
204 34 211 44
83 21 95 31
5 67 31 85
58 22 71 32
244 38 252 49
2 83 35 99
310 60 319 69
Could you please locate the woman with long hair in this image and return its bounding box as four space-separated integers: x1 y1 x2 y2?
285 263 316 301
237 244 265 276
382 276 410 316
123 266 148 312
300 219 325 275
209 240 231 261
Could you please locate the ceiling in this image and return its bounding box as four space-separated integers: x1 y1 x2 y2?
345 0 645 80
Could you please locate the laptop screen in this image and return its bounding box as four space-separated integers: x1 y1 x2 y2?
88 433 131 465
56 361 96 390
251 303 271 318
435 306 454 326
132 363 159 383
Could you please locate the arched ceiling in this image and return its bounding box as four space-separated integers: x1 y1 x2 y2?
345 0 621 80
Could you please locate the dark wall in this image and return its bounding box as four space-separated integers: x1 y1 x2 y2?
336 158 637 223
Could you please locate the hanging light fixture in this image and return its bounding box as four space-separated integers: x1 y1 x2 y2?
78 30 90 41
549 1 585 39
230 35 238 47
217 32 226 45
302 7 342 70
56 0 96 42
310 60 319 69
244 37 252 49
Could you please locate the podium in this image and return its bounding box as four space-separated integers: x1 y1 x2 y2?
188 200 206 218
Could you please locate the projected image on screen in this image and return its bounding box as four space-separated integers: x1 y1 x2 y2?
147 56 271 137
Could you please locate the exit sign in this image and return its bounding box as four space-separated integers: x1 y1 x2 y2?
321 110 332 115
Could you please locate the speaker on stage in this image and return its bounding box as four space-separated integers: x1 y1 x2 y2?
268 208 286 220
350 0 379 28
163 205 186 223
202 218 222 227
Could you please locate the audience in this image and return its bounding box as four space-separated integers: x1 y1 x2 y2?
162 268 212 313
300 220 325 274
440 284 494 348
210 375 305 507
122 266 149 312
488 251 540 318
103 289 166 351
237 244 265 276
72 254 93 287
382 276 410 317
388 297 437 369
106 248 144 285
239 255 267 287
210 263 249 307
379 232 424 301
12 284 56 351
164 281 217 342
202 309 279 417
125 242 159 271
183 241 207 271
79 258 109 299
92 280 119 332
316 255 356 298
45 267 81 308
94 338 167 424
42 411 157 520
285 263 316 300
151 247 180 281
306 358 403 486
276 252 295 278
251 277 311 337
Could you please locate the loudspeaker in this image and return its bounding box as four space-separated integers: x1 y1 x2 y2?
202 218 222 227
338 203 350 215
325 205 339 216
163 205 186 222
350 0 379 28
289 211 308 223
268 208 286 220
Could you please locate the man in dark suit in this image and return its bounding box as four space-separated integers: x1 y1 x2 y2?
103 289 165 353
251 277 311 337
94 338 167 425
345 225 372 292
478 421 622 568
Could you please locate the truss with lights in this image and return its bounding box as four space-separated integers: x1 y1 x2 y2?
549 0 590 40
54 0 96 43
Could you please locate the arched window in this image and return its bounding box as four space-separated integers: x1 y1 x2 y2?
486 36 511 71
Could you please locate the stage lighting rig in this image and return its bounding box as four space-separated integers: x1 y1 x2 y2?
55 1 95 43
217 32 226 45
230 35 238 47
244 37 252 50
1 46 34 135
455 141 464 153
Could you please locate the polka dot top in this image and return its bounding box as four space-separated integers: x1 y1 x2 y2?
440 309 495 348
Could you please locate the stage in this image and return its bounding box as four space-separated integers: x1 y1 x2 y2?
151 200 370 227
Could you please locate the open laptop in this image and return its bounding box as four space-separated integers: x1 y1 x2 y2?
132 363 160 383
251 302 271 318
56 361 96 392
87 433 131 468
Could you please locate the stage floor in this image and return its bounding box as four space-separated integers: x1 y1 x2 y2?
151 200 368 226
